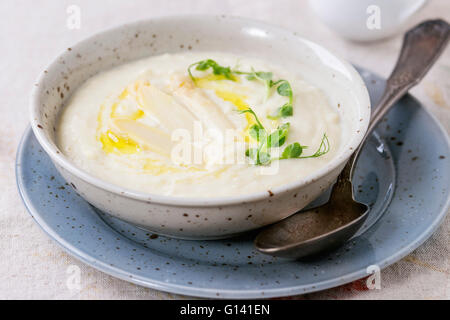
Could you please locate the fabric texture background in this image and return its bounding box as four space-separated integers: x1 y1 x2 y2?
0 0 449 299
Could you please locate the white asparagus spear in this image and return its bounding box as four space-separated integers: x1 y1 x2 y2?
110 118 174 157
170 76 236 134
136 82 197 135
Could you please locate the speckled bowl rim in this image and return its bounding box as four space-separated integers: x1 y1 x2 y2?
30 15 371 207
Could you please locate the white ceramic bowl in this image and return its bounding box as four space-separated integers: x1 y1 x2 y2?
30 15 370 239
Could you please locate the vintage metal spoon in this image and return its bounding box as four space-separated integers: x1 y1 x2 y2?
255 19 450 259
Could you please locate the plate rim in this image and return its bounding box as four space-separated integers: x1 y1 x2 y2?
16 90 450 298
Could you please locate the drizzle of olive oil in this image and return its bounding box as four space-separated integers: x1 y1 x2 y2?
142 159 206 175
143 159 180 174
99 130 141 154
118 88 129 100
97 85 146 155
111 105 145 120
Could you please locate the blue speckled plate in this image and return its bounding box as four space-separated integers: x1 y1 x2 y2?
16 69 450 299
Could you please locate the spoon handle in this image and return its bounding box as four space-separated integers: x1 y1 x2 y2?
341 19 450 185
367 19 450 137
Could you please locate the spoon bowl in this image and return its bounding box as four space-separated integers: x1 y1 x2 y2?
255 172 369 259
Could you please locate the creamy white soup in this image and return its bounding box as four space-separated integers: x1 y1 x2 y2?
57 52 341 197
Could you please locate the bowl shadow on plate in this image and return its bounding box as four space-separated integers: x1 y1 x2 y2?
97 205 378 265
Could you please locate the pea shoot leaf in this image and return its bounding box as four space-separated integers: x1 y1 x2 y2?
281 143 304 159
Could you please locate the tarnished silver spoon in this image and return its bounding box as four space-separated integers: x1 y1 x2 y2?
255 19 450 259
